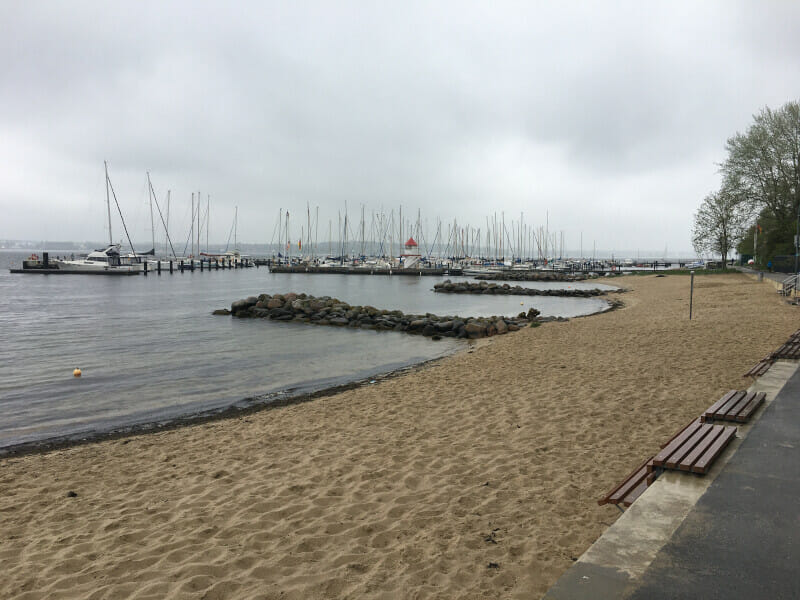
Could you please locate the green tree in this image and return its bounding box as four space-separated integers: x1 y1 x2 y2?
692 189 748 267
721 101 800 260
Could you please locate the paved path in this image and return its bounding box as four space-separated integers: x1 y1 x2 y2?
734 266 794 285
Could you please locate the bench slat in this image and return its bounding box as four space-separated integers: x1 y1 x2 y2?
678 425 725 471
659 418 702 450
722 391 755 419
745 358 773 378
664 425 715 469
715 391 747 418
691 426 737 473
736 391 766 422
598 456 654 506
622 479 649 507
608 466 649 504
765 337 800 360
654 421 702 467
703 390 739 420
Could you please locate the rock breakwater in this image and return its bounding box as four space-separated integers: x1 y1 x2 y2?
434 280 615 297
219 293 542 339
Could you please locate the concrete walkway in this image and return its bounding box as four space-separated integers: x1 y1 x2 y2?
735 265 795 285
544 361 800 599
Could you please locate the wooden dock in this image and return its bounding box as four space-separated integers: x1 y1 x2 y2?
9 268 139 276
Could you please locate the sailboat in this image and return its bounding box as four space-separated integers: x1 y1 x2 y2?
202 206 252 267
53 162 143 274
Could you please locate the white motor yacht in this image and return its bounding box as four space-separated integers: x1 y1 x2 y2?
54 244 142 274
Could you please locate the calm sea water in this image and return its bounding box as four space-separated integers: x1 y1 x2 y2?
0 250 611 450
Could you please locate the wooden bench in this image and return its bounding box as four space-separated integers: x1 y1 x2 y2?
598 455 656 509
744 357 774 378
650 420 737 474
771 341 800 360
701 390 766 423
598 391 759 510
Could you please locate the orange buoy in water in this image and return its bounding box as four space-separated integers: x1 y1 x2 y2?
73 368 82 378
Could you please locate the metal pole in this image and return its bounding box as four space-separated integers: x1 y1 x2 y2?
794 198 799 297
105 161 113 245
689 271 695 320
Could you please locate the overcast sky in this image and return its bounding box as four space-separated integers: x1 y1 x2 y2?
2 1 799 255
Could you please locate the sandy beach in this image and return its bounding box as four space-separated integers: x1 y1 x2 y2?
1 272 796 600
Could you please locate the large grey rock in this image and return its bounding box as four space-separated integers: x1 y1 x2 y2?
231 299 249 312
464 321 487 338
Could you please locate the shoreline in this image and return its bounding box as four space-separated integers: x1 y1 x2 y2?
2 296 617 460
0 346 465 459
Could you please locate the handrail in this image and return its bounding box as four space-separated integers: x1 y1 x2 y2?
781 274 798 296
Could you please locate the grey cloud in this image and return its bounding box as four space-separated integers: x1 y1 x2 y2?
2 1 800 255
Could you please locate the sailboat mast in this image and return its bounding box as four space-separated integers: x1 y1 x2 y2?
206 195 210 254
166 190 170 256
277 209 282 256
104 161 113 245
190 193 195 257
197 191 201 257
148 172 155 253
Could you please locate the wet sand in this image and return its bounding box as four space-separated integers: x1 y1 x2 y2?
1 272 796 599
